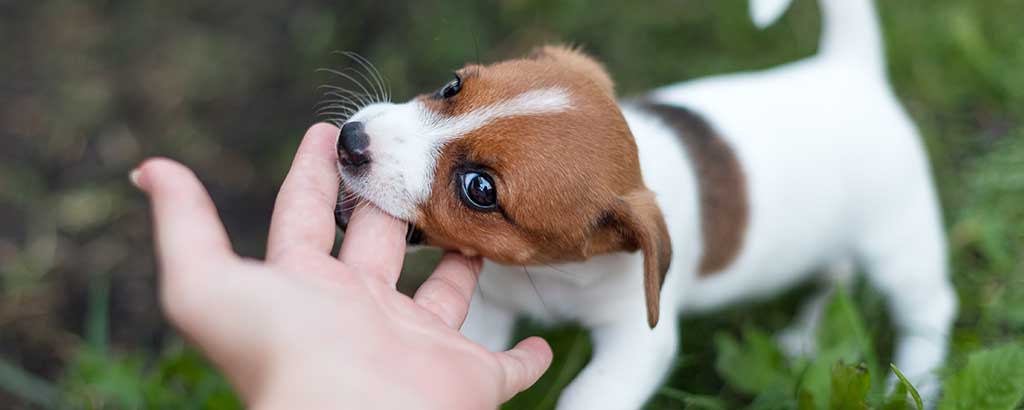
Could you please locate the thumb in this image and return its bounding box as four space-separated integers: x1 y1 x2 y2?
133 157 235 277
133 158 239 337
494 336 553 401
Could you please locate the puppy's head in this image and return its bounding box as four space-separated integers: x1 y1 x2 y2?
335 46 671 327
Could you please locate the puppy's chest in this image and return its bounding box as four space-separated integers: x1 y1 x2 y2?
478 254 649 325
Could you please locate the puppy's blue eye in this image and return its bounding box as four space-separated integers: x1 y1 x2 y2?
439 74 462 99
459 171 497 211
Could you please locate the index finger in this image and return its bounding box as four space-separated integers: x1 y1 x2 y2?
338 203 407 286
266 123 341 262
414 252 483 328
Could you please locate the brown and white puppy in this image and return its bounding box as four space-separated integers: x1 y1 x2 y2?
330 0 956 408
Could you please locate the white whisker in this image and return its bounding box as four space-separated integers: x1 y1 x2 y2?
315 100 361 113
317 68 378 105
317 110 357 118
319 86 373 107
341 51 391 103
322 89 372 108
341 66 383 104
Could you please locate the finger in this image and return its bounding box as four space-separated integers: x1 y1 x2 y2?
337 202 407 286
133 158 235 277
494 337 553 401
266 123 341 262
413 253 482 328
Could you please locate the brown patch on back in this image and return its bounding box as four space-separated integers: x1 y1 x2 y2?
639 101 748 277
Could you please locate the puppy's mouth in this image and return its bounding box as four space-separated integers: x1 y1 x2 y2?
334 187 426 245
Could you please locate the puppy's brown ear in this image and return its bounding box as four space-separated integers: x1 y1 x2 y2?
595 190 673 328
527 44 615 97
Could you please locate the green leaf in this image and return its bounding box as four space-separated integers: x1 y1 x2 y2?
798 389 817 410
657 386 729 410
746 388 798 410
812 289 883 404
61 347 146 409
818 290 875 367
890 364 923 410
940 342 1024 410
149 344 242 410
883 381 910 410
829 362 870 410
59 342 242 410
714 328 793 395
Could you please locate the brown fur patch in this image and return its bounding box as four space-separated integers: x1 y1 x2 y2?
638 101 748 276
609 190 673 327
528 45 615 98
416 45 615 119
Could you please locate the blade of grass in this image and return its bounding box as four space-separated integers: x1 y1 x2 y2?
889 364 923 410
0 356 58 409
658 386 728 410
86 272 110 354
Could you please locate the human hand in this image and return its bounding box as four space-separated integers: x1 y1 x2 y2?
133 123 552 410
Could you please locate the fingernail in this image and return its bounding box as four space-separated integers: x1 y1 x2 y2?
129 168 142 189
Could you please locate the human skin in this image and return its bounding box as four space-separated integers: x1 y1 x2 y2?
133 123 552 409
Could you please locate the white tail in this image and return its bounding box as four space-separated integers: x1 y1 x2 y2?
749 0 885 71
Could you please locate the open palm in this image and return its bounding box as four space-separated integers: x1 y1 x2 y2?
134 123 552 410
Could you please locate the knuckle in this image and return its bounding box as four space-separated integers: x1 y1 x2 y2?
503 358 529 393
424 277 471 311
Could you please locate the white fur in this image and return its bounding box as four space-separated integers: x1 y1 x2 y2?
461 0 956 409
749 0 791 28
339 87 571 221
420 87 571 141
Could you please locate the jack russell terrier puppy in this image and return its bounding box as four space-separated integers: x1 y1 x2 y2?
329 0 956 408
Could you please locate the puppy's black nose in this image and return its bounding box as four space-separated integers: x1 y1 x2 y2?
338 121 371 168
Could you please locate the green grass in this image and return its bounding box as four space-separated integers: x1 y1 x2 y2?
1 0 1022 409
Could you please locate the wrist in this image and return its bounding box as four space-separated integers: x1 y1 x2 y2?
249 368 425 410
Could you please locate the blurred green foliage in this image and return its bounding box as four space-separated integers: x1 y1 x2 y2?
1 0 1022 409
60 344 240 410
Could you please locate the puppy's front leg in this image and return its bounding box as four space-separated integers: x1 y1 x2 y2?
557 317 679 410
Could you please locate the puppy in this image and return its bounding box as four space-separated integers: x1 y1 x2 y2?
331 0 957 408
